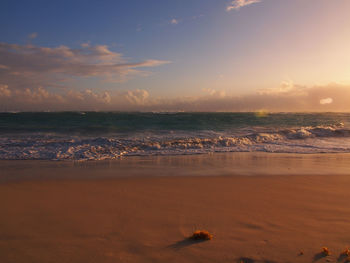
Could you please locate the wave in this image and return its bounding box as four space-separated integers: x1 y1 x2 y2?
1 124 350 160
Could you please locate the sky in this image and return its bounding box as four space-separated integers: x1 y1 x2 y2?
1 0 350 111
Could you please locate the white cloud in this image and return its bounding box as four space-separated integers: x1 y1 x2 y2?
226 0 261 11
84 89 112 104
126 89 149 105
0 81 348 112
0 84 11 97
258 80 307 96
0 85 132 111
170 18 179 25
203 88 226 98
320 97 333 105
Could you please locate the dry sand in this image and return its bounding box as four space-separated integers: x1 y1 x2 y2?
1 153 350 263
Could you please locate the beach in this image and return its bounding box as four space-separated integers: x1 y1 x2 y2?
2 0 350 261
1 153 350 263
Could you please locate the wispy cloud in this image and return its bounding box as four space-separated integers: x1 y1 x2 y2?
0 42 171 111
226 0 261 11
0 42 170 91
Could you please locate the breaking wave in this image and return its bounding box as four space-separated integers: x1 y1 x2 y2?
1 123 350 160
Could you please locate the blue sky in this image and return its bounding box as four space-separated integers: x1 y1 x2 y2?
1 0 350 111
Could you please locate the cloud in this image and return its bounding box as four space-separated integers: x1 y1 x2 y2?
80 42 90 48
320 97 333 105
0 42 171 111
0 84 11 97
1 82 349 112
226 0 261 11
258 80 307 96
203 88 226 98
170 18 179 25
84 89 112 104
28 32 38 39
126 89 150 105
0 85 146 111
0 42 170 92
136 82 350 112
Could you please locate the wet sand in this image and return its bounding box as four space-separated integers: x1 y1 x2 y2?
1 153 350 263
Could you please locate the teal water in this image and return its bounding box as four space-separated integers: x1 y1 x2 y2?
1 112 350 160
1 112 349 134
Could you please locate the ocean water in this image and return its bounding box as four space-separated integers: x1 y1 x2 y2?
1 112 350 160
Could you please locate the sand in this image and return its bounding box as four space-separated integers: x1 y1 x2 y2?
1 153 350 263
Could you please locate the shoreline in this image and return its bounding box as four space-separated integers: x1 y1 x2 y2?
1 152 350 182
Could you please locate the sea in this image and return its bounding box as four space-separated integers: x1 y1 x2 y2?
1 112 350 161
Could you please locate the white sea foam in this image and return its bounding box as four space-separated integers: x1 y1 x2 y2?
1 124 350 160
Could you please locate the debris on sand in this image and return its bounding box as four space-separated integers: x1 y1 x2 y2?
190 230 213 240
322 247 330 256
342 248 350 257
